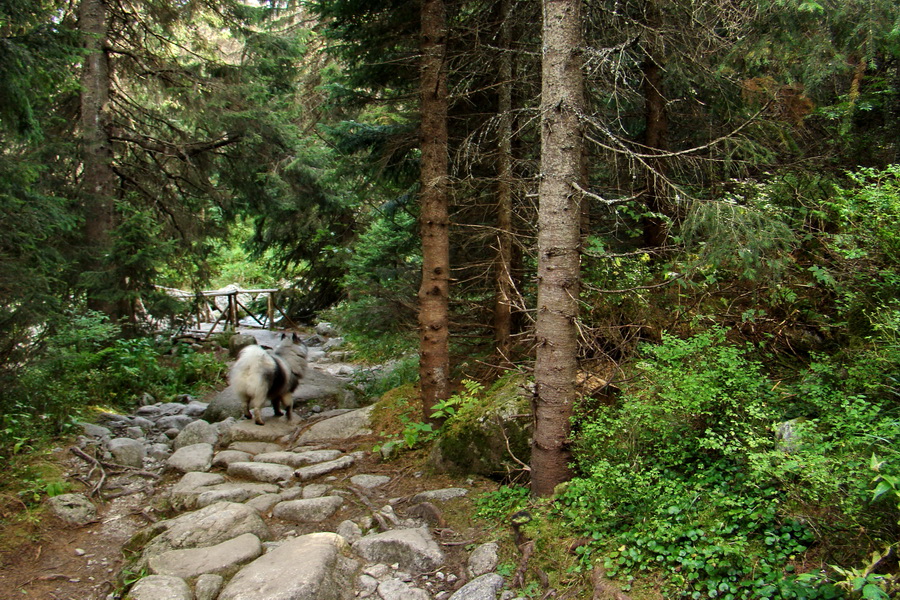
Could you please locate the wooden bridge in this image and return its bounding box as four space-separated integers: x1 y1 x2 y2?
158 285 296 337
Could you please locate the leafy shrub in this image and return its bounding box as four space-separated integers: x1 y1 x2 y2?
564 329 841 599
0 311 225 459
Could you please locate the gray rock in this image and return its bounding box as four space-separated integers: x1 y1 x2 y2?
132 416 155 430
135 404 163 417
467 542 500 578
195 482 280 508
166 443 214 473
157 415 195 431
379 441 401 461
229 417 297 443
245 493 282 514
218 532 349 600
350 474 390 489
46 493 97 526
182 401 209 417
228 441 282 455
278 486 306 501
202 386 243 422
253 451 341 468
137 502 270 567
315 322 337 337
302 484 332 498
125 426 145 439
322 337 345 351
294 454 358 481
194 574 224 600
148 532 262 579
273 496 344 523
295 405 374 443
229 333 258 358
108 437 146 468
228 461 294 484
448 573 505 600
212 450 253 468
169 472 226 509
411 488 468 503
158 402 188 416
81 422 112 440
173 419 218 450
147 443 172 461
357 573 378 597
351 528 444 574
290 449 344 464
125 574 191 600
216 417 237 446
378 578 430 600
336 520 363 544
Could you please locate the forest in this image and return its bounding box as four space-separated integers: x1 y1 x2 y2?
2 0 900 597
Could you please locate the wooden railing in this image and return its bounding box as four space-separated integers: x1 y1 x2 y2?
158 286 295 337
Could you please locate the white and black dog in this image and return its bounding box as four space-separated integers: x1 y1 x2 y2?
230 333 308 425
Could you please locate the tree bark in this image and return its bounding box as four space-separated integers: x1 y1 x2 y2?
531 0 584 497
418 0 451 425
79 0 117 319
494 0 515 365
641 0 669 249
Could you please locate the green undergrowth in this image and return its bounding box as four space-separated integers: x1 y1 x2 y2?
0 311 227 507
558 328 899 599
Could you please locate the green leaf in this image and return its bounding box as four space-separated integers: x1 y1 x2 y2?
861 583 888 600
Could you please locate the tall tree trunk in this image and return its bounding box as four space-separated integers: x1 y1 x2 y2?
79 0 117 319
418 0 451 425
531 0 584 497
494 0 515 364
641 0 669 249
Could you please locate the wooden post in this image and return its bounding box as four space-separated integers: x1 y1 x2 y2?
229 292 238 331
267 293 275 329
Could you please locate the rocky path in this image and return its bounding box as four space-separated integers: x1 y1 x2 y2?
5 332 515 600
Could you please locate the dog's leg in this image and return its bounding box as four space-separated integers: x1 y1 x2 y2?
239 394 252 420
272 394 283 417
251 396 265 426
281 393 293 421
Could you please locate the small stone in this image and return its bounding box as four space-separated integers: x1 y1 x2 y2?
227 461 294 484
350 474 391 489
166 443 214 473
194 574 224 600
212 449 252 468
410 487 468 503
107 437 146 468
302 484 331 498
75 548 86 556
272 496 344 523
336 520 363 544
47 493 97 526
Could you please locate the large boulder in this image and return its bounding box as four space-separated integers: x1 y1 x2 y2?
147 532 263 579
294 405 375 444
218 532 353 600
429 373 531 478
204 369 354 423
351 528 444 574
228 334 258 358
133 501 270 568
